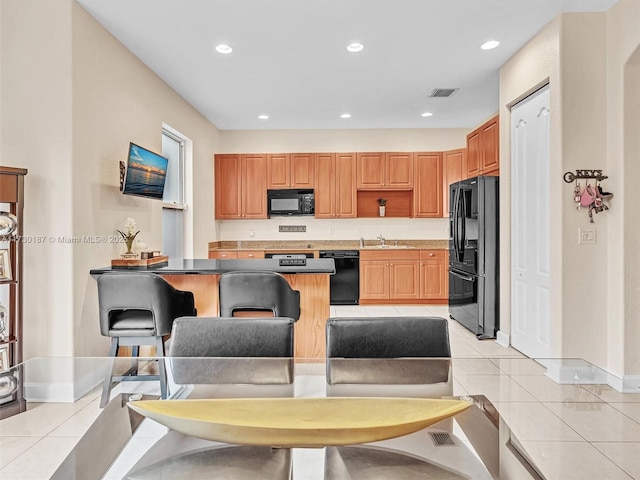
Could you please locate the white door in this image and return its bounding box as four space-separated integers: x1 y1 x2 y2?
511 84 551 359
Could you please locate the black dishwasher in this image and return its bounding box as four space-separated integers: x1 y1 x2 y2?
319 250 360 305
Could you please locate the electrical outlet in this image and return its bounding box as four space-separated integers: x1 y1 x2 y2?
578 226 596 244
329 227 335 235
249 228 255 237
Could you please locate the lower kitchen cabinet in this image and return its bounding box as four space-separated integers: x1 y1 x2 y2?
419 250 448 301
360 250 420 302
360 249 448 304
209 250 265 259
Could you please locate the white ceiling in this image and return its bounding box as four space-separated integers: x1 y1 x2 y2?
76 0 618 131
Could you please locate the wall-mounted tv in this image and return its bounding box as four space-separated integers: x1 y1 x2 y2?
121 142 169 200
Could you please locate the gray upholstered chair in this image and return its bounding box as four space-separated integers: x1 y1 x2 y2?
97 273 196 407
325 316 452 398
168 316 294 396
218 271 301 321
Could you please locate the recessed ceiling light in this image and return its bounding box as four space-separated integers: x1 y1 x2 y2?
421 112 433 117
340 113 352 119
215 44 233 55
346 43 364 53
480 40 500 50
258 114 269 120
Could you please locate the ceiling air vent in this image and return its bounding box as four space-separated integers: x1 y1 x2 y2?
429 88 458 98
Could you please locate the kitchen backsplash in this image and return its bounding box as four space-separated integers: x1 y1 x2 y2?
216 217 448 241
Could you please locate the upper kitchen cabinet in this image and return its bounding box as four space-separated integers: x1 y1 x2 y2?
356 152 413 189
413 152 443 218
267 153 314 189
442 148 466 217
215 154 267 219
465 115 499 178
315 153 357 218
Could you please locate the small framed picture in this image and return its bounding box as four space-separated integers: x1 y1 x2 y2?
0 250 11 281
0 346 8 372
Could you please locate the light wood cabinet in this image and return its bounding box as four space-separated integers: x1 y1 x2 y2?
356 152 413 189
443 149 466 217
360 250 420 301
315 153 357 218
267 153 314 189
237 250 265 259
209 250 265 259
413 152 443 218
215 154 267 219
465 115 499 178
419 250 448 300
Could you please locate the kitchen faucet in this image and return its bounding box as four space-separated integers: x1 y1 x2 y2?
377 235 385 246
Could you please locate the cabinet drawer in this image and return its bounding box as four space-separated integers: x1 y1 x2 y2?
237 250 265 259
209 250 238 259
419 249 446 261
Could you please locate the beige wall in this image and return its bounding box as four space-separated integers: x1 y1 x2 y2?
1 0 220 358
217 128 466 242
1 0 76 357
501 3 640 378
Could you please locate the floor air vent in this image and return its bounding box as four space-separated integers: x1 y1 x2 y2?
430 432 455 446
429 88 458 98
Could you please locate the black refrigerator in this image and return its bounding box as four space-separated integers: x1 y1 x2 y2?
449 176 499 339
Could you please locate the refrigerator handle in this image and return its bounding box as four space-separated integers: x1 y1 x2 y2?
461 189 467 252
457 190 464 262
452 186 460 260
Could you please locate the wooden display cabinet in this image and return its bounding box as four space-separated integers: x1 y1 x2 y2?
0 166 27 418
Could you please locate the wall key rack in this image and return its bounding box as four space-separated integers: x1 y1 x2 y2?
563 169 612 223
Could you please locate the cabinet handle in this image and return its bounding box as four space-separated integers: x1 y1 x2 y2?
429 253 435 257
248 254 254 258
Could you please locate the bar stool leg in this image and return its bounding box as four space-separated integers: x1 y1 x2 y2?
100 337 120 408
156 336 168 399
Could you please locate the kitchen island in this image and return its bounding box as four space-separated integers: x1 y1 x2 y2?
90 258 335 359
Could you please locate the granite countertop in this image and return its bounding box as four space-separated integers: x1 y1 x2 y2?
90 258 336 276
208 239 449 251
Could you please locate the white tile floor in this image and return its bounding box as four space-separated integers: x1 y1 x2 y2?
1 305 640 479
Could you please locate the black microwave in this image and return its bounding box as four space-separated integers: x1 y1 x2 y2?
267 189 315 216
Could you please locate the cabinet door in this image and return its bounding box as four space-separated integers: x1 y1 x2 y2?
356 152 385 189
389 260 420 299
420 250 448 299
266 154 290 189
314 153 335 218
242 154 267 218
209 250 238 259
481 117 499 173
214 154 242 219
291 153 314 188
335 153 357 218
359 261 389 299
466 131 480 178
443 149 465 217
413 152 442 218
385 152 414 188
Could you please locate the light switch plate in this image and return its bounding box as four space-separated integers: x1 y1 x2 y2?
579 226 596 244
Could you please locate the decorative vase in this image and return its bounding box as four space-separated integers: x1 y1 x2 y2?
125 237 135 255
379 206 386 217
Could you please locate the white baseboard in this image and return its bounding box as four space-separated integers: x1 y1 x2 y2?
25 368 104 402
608 374 640 393
495 330 510 348
540 359 640 393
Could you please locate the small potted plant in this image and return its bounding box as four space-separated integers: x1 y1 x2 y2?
377 198 387 217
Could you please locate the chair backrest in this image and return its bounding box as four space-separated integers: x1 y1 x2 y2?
97 273 196 337
218 271 301 321
169 316 295 386
325 316 452 398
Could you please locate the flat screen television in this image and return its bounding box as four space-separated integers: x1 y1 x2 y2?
121 142 169 200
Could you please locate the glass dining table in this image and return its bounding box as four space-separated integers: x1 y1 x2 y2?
0 356 638 479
